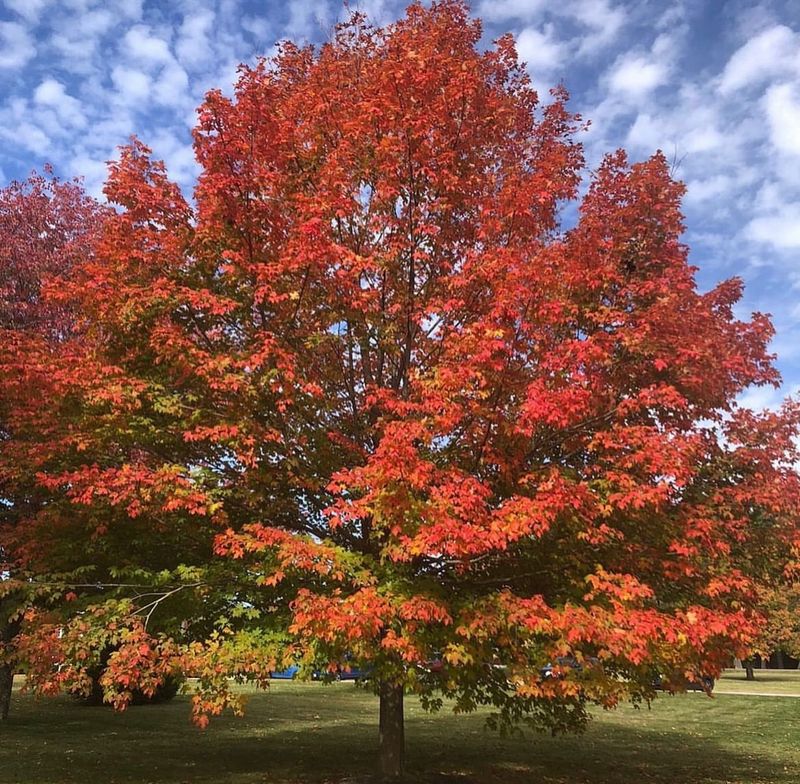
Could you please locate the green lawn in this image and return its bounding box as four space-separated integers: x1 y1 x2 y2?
717 669 800 695
1 676 798 783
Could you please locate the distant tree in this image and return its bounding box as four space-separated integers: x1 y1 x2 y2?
2 2 799 778
745 582 800 678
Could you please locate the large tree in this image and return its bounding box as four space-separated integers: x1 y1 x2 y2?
3 2 799 777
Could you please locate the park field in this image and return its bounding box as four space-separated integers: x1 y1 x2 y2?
1 672 798 783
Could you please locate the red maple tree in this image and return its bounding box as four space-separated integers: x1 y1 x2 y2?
2 2 799 777
0 170 105 719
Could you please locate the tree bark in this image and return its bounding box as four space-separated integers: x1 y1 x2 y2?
379 680 405 779
745 662 755 681
0 663 12 720
0 599 22 721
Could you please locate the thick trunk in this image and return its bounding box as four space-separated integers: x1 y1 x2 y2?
379 680 405 779
0 663 12 720
745 663 755 681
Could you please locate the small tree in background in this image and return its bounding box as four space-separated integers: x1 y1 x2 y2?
745 582 800 678
2 2 799 777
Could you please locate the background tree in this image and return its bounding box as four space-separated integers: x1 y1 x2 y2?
3 2 799 778
0 166 241 719
745 582 800 677
0 170 106 719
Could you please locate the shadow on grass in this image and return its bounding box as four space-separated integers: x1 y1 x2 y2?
1 682 794 784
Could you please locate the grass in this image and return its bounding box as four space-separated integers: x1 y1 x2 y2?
1 675 799 783
717 669 800 695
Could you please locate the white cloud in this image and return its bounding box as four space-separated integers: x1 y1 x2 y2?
764 82 800 156
122 26 172 67
608 54 668 97
3 0 49 24
50 32 95 73
241 15 272 41
625 112 660 149
99 0 143 21
68 152 112 199
116 25 192 111
33 79 86 128
147 129 199 191
176 10 215 70
746 204 800 249
153 63 190 107
570 0 625 55
684 174 734 205
477 0 546 23
111 66 152 104
477 0 623 57
737 384 788 412
283 0 333 39
0 21 36 69
0 119 50 156
76 8 114 37
516 25 565 78
718 25 799 95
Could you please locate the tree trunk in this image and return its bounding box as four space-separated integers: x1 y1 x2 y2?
379 680 405 779
0 599 22 720
745 662 755 681
0 663 12 720
776 650 785 669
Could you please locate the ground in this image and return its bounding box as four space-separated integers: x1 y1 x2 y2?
1 672 798 783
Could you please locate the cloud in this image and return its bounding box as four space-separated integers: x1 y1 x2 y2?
3 0 49 24
0 99 51 155
737 383 791 413
176 10 215 71
117 25 192 110
570 0 625 55
515 25 565 78
718 25 799 95
75 8 115 37
684 174 735 206
147 129 199 192
476 0 546 23
153 62 190 107
111 66 152 105
283 0 333 40
0 21 36 69
68 152 111 200
764 82 800 156
746 204 800 249
122 26 172 67
33 79 86 128
607 53 669 97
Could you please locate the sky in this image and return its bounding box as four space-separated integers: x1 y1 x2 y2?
0 0 799 408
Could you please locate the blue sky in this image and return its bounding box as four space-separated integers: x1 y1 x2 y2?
1 0 799 408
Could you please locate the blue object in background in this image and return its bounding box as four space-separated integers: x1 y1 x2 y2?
270 665 300 679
